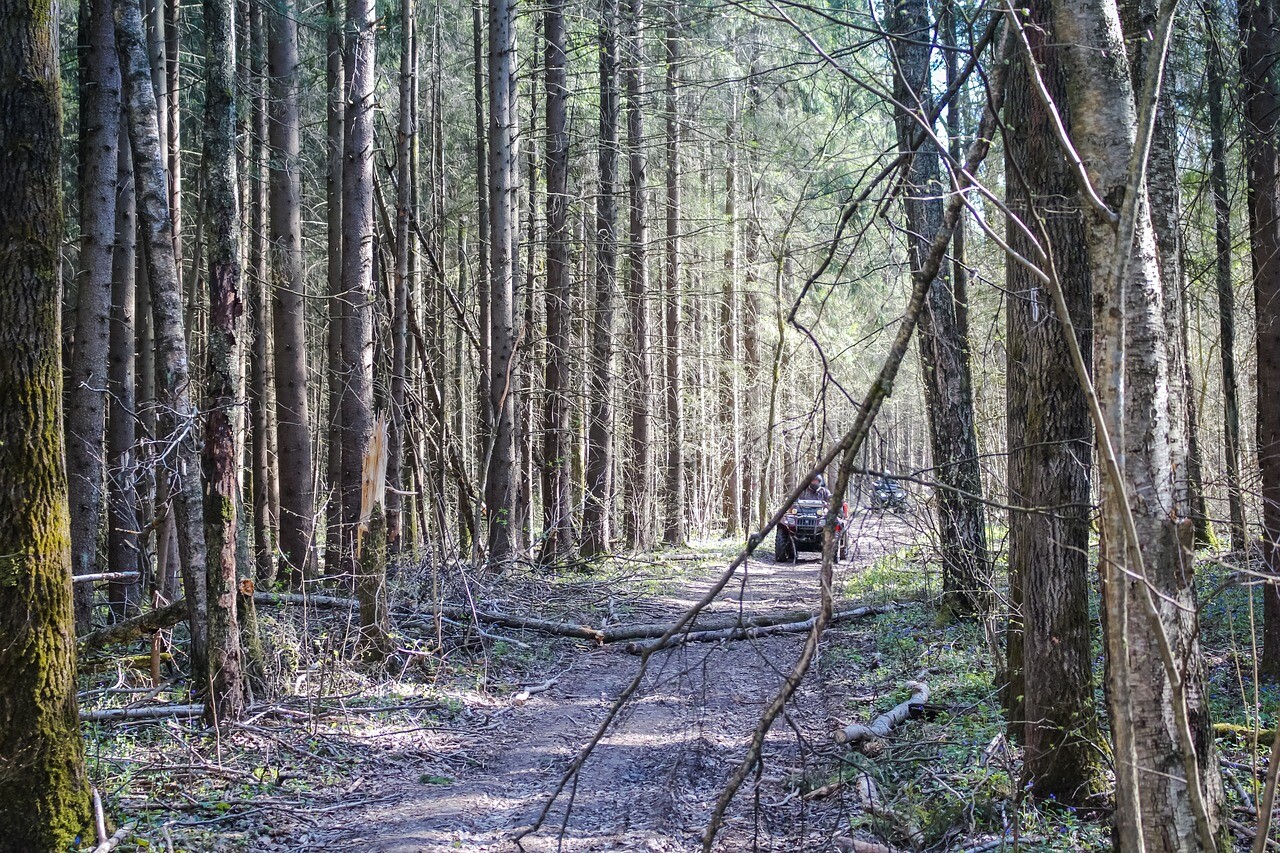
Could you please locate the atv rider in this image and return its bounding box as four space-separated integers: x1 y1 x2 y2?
801 474 832 503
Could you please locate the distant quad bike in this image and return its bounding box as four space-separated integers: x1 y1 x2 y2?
774 499 852 563
870 477 909 513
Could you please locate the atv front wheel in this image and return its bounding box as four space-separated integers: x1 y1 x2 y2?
774 531 796 563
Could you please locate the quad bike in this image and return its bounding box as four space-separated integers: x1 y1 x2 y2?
870 477 909 513
774 499 853 563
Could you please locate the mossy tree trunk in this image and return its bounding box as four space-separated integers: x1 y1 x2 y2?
0 0 93 840
201 0 246 725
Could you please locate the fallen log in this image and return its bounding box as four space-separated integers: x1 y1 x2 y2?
253 591 359 610
79 598 188 652
81 704 203 722
73 571 142 584
837 681 930 749
622 604 901 654
92 825 133 853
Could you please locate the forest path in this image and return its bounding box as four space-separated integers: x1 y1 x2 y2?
331 514 917 853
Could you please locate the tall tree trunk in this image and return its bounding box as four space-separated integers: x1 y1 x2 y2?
582 0 619 557
389 0 415 556
108 124 143 617
540 0 573 564
486 0 519 566
324 0 344 577
201 0 247 724
1205 0 1247 554
69 0 121 630
1242 0 1280 679
720 107 741 538
473 0 491 505
0 0 93 839
623 0 653 550
247 0 274 584
117 0 210 680
1050 0 1225 845
888 0 988 618
661 8 685 546
341 0 388 653
1003 0 1102 799
268 0 316 583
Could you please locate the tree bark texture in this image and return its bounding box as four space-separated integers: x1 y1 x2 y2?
340 0 376 582
662 10 685 547
1002 0 1102 800
69 0 121 630
623 0 653 550
540 0 573 565
116 0 210 679
324 0 344 577
1205 0 1247 553
582 0 619 557
486 0 519 565
1050 0 1225 846
108 125 142 617
390 0 414 556
267 0 316 583
0 0 93 838
1241 0 1280 678
888 0 989 618
201 0 246 724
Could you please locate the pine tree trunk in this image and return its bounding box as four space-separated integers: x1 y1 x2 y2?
473 0 491 495
623 0 653 550
390 0 414 556
661 10 685 547
69 0 121 630
1205 0 1247 554
1051 0 1225 845
888 0 988 618
582 0 619 557
267 0 316 583
1003 0 1102 798
720 109 741 538
0 0 93 836
1241 0 1280 678
540 0 573 564
486 0 520 565
108 125 143 618
247 0 274 585
201 0 246 724
324 0 344 577
117 0 210 679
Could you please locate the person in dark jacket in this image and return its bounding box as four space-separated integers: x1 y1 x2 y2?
800 473 831 502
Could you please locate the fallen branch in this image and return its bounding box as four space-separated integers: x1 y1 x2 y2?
92 824 133 853
79 598 187 651
623 604 901 654
74 571 142 584
836 681 930 749
80 704 203 722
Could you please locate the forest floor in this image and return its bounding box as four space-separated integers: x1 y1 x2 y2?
81 510 1275 852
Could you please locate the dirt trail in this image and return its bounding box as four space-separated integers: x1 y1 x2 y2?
332 515 915 853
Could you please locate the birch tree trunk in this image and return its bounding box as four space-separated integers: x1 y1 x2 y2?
0 0 93 839
1049 0 1225 845
117 0 210 679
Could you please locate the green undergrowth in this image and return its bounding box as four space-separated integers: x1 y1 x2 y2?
820 601 1109 851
